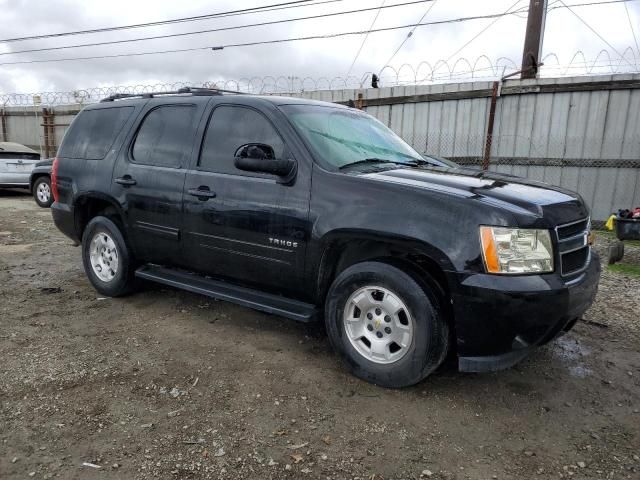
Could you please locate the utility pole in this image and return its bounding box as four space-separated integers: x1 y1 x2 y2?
520 0 548 79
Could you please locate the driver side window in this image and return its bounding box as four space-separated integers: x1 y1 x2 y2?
199 105 284 175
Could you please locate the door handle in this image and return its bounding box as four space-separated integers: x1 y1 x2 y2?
115 176 137 186
188 186 217 200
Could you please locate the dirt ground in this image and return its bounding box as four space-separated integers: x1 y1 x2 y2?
1 191 639 480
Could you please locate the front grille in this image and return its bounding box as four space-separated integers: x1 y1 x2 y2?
557 218 589 240
562 247 590 275
556 218 591 277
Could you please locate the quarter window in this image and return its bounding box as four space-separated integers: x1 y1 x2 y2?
132 105 196 168
199 105 284 174
59 106 133 160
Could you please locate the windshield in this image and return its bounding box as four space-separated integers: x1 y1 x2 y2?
280 104 453 170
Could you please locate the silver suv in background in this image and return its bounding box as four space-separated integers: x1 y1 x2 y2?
0 142 41 189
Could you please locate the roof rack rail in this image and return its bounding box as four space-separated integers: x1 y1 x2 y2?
179 86 246 95
100 87 247 103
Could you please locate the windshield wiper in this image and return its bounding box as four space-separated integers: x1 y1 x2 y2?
338 158 406 170
404 158 435 166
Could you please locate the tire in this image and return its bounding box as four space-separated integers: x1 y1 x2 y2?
81 216 137 297
325 261 449 388
33 176 53 208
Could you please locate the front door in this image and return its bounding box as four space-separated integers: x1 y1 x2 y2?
111 101 202 266
182 103 311 297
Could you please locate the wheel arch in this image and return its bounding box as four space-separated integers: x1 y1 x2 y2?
29 172 50 192
73 192 127 242
316 230 454 306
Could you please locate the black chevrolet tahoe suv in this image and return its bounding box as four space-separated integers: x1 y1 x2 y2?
51 88 600 388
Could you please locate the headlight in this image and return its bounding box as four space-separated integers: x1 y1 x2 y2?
480 226 554 274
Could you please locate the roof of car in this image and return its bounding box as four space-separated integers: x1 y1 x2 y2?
0 142 39 154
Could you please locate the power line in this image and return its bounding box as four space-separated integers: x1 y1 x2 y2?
381 0 439 71
558 0 636 67
1 0 632 53
0 0 333 44
0 0 435 57
0 9 540 68
0 0 633 46
444 0 525 64
623 1 640 61
504 0 640 18
549 0 639 10
346 0 386 78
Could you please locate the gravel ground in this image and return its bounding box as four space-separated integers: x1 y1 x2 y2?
1 191 639 480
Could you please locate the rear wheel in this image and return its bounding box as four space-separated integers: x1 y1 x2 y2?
82 216 137 297
33 176 53 208
325 261 449 388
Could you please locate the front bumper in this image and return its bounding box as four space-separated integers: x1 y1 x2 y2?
449 251 600 373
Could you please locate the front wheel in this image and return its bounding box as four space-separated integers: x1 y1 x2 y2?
33 176 53 208
325 261 449 388
82 216 137 297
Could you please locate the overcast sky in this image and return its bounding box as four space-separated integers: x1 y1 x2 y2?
0 0 638 94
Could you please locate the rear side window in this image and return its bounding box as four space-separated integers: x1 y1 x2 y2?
59 106 133 160
199 105 284 174
132 105 196 168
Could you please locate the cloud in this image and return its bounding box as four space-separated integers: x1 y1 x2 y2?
0 0 638 95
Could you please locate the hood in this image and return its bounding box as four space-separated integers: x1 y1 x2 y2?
362 166 589 224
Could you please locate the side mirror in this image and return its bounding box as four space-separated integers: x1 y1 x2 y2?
234 143 296 178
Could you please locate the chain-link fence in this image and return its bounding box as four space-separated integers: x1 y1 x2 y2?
406 132 640 168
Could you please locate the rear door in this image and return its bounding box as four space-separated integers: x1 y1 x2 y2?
182 101 312 296
111 99 204 266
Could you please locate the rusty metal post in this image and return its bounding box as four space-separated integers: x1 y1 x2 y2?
48 109 56 157
356 93 364 110
0 108 7 142
42 108 51 158
40 108 58 157
482 81 500 170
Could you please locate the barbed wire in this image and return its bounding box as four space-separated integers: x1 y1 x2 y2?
1 49 638 106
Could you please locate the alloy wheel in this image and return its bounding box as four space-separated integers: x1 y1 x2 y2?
343 286 415 364
89 232 119 282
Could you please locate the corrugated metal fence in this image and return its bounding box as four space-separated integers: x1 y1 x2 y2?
1 74 639 222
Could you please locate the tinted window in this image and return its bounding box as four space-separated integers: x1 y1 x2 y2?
132 105 196 168
0 152 40 161
199 105 284 174
59 106 133 160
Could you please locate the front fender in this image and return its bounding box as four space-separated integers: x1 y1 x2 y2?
309 228 457 304
308 167 506 276
29 169 51 191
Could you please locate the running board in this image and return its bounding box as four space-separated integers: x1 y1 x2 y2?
135 264 317 323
